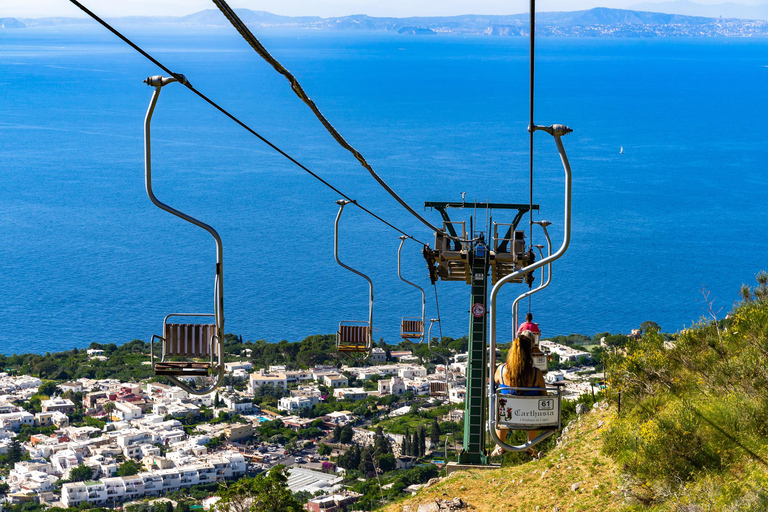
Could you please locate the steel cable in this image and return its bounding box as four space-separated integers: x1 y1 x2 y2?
67 0 430 247
210 0 449 238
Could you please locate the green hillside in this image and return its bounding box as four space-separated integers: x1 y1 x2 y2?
386 272 768 511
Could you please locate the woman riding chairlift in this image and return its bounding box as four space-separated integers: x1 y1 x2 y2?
491 332 547 458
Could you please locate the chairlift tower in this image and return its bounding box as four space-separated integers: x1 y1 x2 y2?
424 201 538 465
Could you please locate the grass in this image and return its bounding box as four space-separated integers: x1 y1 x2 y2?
382 407 624 512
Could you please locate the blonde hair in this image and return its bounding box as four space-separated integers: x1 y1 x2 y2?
504 335 535 388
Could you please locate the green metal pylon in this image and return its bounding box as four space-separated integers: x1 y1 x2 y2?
458 237 489 465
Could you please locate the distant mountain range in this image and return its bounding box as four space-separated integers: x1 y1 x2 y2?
631 1 768 20
5 7 768 37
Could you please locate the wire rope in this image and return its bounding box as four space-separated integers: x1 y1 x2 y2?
66 0 431 247
528 0 536 315
210 0 449 237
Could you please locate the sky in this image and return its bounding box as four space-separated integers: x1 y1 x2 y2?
2 0 757 19
3 0 768 19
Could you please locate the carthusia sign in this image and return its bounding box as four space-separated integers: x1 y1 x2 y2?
497 395 559 429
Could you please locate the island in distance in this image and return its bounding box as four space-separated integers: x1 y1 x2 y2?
6 7 768 37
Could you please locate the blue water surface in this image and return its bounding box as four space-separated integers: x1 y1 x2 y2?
0 26 766 354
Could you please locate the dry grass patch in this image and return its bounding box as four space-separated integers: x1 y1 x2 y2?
384 407 624 512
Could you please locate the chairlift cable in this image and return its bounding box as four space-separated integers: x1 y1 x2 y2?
210 0 449 238
433 284 443 342
528 0 536 315
66 0 430 247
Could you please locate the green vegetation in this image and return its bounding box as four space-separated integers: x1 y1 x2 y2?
603 273 768 509
117 460 143 476
67 464 93 482
214 466 302 512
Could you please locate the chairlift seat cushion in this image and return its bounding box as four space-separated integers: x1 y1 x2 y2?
164 323 217 357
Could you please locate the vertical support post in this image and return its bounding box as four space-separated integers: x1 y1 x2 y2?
459 239 489 465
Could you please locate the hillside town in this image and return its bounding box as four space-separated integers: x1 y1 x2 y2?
0 337 604 511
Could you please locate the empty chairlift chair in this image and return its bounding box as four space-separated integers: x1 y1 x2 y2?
427 318 449 397
334 200 373 361
143 75 225 395
397 236 426 342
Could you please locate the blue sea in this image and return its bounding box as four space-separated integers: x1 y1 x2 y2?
1 25 767 355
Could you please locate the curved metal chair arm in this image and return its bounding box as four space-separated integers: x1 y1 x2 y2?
144 77 225 336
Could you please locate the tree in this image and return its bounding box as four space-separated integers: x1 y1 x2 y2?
640 321 661 334
176 503 190 512
37 381 60 397
103 401 116 415
430 418 440 445
69 464 93 482
402 428 410 456
377 453 396 472
411 430 420 457
164 502 174 512
418 424 427 457
332 425 342 443
339 424 353 444
117 460 143 476
214 393 221 408
215 466 301 512
317 443 331 456
7 438 23 464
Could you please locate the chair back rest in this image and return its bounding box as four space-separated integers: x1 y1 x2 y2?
164 323 217 357
339 325 370 345
401 320 424 334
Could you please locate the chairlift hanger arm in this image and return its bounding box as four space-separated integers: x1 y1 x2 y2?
398 237 426 343
144 77 224 328
487 125 573 453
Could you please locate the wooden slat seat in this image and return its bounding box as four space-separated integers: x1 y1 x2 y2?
154 361 211 376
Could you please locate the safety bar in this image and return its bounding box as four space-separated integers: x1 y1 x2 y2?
398 236 425 343
488 124 572 452
334 200 373 361
144 76 224 395
512 221 553 335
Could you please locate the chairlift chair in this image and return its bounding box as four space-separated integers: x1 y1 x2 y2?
143 75 225 395
334 200 373 361
427 318 449 397
397 236 426 342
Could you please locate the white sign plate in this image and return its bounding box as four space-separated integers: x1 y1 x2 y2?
533 355 548 372
496 393 560 429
